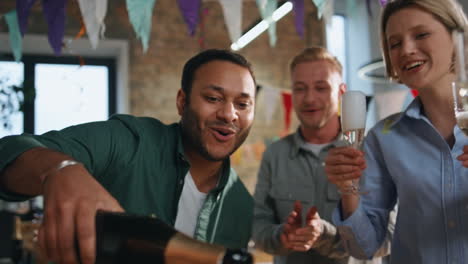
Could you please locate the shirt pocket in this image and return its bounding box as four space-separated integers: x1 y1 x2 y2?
270 183 313 222
326 182 341 202
322 182 341 219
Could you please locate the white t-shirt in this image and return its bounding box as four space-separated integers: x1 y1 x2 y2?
174 172 207 237
303 142 330 156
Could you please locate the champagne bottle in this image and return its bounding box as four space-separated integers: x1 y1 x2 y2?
95 211 253 264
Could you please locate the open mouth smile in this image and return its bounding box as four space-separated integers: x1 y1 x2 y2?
403 60 425 71
210 126 236 142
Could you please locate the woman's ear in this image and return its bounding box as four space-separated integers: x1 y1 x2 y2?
176 89 186 116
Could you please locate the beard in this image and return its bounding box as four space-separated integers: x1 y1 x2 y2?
180 104 251 162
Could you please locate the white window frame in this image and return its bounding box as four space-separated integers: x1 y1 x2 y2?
0 33 129 114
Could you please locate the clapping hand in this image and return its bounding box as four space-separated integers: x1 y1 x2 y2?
325 146 366 192
280 201 323 252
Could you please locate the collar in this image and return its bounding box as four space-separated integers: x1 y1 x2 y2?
384 96 424 130
290 128 347 158
175 123 231 194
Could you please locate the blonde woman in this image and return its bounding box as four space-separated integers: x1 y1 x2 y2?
324 0 468 263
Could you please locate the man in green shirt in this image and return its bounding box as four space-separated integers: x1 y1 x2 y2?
0 49 256 264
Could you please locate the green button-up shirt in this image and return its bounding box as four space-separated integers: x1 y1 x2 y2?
0 114 253 248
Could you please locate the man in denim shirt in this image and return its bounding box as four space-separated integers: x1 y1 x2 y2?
252 47 393 264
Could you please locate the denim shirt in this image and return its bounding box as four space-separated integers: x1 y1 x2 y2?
253 130 353 264
333 98 468 264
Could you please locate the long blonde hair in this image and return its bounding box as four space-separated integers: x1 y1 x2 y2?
380 0 468 81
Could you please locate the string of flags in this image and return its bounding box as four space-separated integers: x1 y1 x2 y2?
1 0 389 61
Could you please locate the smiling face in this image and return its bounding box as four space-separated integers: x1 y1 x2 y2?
177 60 256 162
291 60 345 132
385 6 454 91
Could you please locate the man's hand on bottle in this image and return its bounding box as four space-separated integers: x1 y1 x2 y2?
37 164 124 264
280 201 323 252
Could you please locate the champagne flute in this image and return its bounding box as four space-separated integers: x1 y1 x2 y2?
341 90 367 194
453 30 468 136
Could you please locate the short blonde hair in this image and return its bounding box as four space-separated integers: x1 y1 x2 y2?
380 0 468 80
290 47 343 76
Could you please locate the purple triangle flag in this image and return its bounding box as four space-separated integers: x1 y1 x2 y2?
292 0 304 37
379 0 388 6
16 0 38 35
366 0 373 17
42 0 68 55
177 0 201 36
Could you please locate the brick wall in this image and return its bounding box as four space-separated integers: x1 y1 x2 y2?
0 0 324 193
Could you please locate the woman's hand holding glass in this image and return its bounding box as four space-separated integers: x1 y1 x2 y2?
338 90 367 194
325 146 367 195
452 31 468 167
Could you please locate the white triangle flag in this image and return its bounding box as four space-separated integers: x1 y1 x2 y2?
77 0 108 49
96 1 108 39
262 87 280 125
322 0 333 24
218 0 242 43
374 89 408 120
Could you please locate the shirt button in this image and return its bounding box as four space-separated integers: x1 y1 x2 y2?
179 179 184 185
321 162 326 166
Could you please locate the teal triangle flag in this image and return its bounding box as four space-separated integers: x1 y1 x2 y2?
5 10 23 62
347 0 358 17
126 0 156 53
256 0 277 47
312 0 328 18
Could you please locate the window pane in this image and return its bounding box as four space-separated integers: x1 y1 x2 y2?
326 15 347 82
0 61 24 137
34 64 109 134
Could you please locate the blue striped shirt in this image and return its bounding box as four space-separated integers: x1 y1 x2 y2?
333 97 468 264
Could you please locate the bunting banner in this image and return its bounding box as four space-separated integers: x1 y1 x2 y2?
374 89 408 120
4 10 22 62
347 0 358 16
256 0 277 47
322 0 333 24
379 0 388 6
177 0 201 36
311 0 327 19
16 0 37 35
218 0 242 43
126 0 156 53
77 0 108 49
42 0 68 55
261 86 280 125
366 0 373 17
281 91 293 133
291 0 304 38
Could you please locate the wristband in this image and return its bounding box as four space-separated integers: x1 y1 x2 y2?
40 160 83 184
